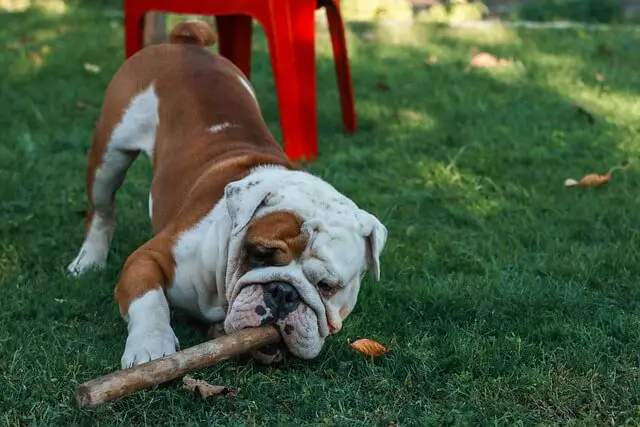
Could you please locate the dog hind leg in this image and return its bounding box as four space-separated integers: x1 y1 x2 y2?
68 84 159 276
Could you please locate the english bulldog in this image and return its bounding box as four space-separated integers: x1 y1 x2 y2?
67 20 387 368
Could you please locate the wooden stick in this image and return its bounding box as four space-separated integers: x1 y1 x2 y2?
75 325 280 408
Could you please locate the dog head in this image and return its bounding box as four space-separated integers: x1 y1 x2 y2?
222 166 387 362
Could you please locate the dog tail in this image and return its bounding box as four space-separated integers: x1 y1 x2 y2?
168 20 217 47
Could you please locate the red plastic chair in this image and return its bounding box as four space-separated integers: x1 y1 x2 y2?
124 0 357 161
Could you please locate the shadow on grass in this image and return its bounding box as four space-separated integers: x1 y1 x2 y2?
2 6 640 425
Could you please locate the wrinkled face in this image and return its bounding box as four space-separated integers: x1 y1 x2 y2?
224 210 381 362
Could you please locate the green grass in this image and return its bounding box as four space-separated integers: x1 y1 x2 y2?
2 5 640 426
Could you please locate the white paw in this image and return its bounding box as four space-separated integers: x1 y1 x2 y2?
67 248 107 277
67 214 114 277
121 326 179 369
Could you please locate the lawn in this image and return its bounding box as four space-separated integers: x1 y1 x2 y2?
2 4 640 426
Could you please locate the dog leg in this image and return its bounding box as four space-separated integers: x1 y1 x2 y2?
115 239 179 368
67 135 139 276
68 84 158 276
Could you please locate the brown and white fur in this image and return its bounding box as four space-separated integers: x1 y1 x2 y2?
67 20 387 368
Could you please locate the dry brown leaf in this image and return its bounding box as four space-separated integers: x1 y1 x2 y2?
27 51 43 67
374 81 390 92
565 174 611 187
565 173 609 187
578 173 611 187
469 52 512 69
348 338 389 357
564 162 630 188
182 375 240 399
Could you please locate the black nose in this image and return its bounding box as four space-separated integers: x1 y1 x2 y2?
263 282 300 318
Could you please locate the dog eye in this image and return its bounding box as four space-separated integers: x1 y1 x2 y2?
245 244 276 267
317 280 338 297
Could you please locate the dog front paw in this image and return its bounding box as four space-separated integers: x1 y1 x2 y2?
121 326 179 369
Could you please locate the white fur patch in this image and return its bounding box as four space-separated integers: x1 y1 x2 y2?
208 122 236 133
109 83 159 158
67 214 115 276
167 200 231 323
121 289 179 368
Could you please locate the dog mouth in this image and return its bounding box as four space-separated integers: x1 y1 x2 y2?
224 281 326 361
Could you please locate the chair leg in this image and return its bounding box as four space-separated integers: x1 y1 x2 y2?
124 4 146 59
325 1 356 133
287 0 318 160
265 4 312 161
215 15 253 79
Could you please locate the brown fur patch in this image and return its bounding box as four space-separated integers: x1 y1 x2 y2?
114 233 176 314
243 211 308 267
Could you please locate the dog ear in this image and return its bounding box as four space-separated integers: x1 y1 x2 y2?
356 210 388 281
224 180 272 236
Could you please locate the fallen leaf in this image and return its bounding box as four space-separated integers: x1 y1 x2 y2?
182 375 239 398
468 52 512 69
374 81 390 92
578 173 611 187
397 110 424 121
28 51 43 67
83 62 101 74
348 338 389 357
564 161 630 188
